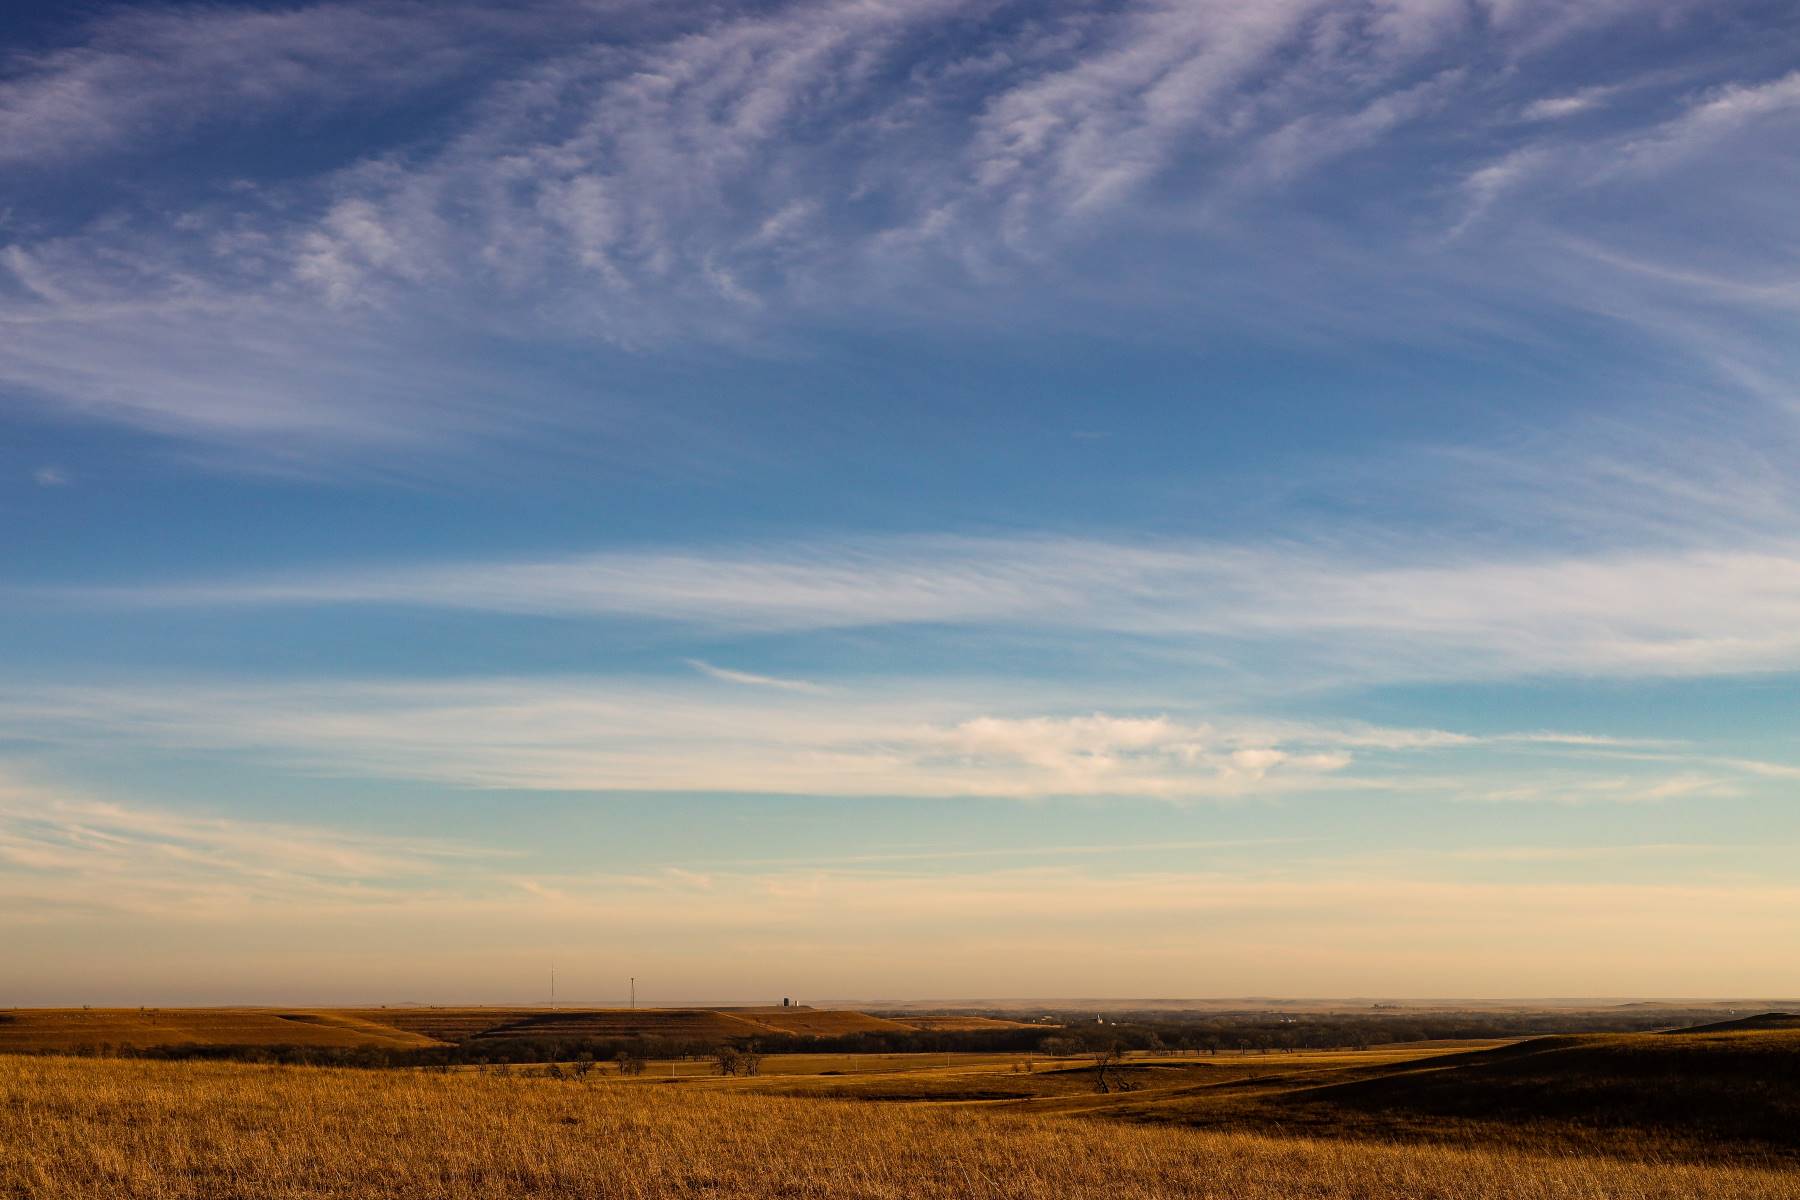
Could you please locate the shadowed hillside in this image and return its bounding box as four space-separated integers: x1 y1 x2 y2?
1022 1026 1800 1164
1663 1012 1800 1035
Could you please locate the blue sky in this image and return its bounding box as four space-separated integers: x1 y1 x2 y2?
3 0 1799 1004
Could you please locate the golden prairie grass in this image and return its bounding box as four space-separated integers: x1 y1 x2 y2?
4 1055 1799 1200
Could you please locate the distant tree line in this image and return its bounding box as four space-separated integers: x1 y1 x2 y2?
10 1008 1737 1069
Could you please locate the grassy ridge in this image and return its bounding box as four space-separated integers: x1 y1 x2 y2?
0 1008 439 1052
4 1055 1798 1199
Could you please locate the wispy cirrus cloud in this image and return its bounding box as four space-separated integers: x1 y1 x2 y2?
1617 68 1800 172
51 532 1800 681
0 766 499 920
3 0 1793 461
0 1 616 168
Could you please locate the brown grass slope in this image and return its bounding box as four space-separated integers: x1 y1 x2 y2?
6 1055 1799 1200
479 1008 781 1041
733 1008 920 1036
0 1008 438 1052
331 1007 532 1041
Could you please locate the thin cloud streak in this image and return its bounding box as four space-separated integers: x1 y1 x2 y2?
55 534 1800 681
685 658 827 693
12 825 1800 996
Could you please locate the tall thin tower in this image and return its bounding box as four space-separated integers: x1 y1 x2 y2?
630 977 635 1010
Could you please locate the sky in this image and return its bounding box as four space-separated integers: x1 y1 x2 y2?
3 0 1799 1006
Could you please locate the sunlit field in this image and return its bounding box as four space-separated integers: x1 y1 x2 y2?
6 1054 1800 1200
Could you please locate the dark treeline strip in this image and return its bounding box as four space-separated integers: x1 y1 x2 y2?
1083 1009 1749 1051
8 1009 1739 1068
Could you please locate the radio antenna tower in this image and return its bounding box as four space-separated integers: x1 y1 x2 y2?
630 976 636 1010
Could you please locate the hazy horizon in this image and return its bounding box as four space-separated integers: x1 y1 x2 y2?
4 0 1799 1001
12 993 1800 1012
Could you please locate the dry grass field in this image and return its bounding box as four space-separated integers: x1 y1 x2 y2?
4 1009 1796 1198
5 1054 1800 1200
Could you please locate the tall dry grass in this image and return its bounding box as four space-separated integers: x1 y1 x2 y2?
2 1055 1797 1199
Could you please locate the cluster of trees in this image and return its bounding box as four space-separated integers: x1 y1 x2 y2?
1023 1008 1740 1056
711 1046 764 1076
743 1028 1053 1056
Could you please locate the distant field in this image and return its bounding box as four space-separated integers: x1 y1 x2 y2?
6 1054 1798 1199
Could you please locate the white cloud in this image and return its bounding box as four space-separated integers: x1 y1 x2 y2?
31 465 68 487
1520 86 1616 121
0 677 1777 801
0 681 1372 798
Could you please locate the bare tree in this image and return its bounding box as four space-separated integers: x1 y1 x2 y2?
1090 1043 1133 1094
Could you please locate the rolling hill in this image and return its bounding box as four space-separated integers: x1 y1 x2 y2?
0 1005 960 1052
